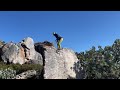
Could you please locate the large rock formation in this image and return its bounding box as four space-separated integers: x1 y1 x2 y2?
0 37 43 65
34 42 79 79
0 43 25 64
0 37 80 79
21 37 43 65
43 47 79 79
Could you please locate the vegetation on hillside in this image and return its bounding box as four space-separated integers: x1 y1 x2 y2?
76 39 120 79
0 61 43 79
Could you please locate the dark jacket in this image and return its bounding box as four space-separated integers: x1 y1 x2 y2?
53 33 62 42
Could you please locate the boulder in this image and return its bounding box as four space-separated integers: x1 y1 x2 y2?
1 43 26 64
12 70 37 79
43 46 79 79
0 37 43 65
0 38 80 79
21 37 43 65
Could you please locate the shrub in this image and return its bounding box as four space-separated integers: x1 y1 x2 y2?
11 63 43 74
0 61 43 78
76 39 120 79
0 68 16 79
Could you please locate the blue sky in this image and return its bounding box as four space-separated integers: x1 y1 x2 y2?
0 11 120 52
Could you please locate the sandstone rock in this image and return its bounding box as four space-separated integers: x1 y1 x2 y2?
27 51 43 65
21 37 43 65
13 46 26 64
43 46 79 79
0 38 80 79
1 43 26 64
1 43 18 63
22 37 34 49
0 37 43 65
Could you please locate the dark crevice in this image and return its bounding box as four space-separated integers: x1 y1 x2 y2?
34 44 46 66
34 44 47 79
0 45 6 62
21 43 30 60
38 69 44 79
0 49 3 62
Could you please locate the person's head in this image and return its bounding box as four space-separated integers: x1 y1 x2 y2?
22 40 25 42
53 32 56 35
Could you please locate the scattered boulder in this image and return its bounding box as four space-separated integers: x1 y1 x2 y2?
12 70 37 79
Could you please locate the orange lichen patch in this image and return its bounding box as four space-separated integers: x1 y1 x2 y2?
19 47 26 60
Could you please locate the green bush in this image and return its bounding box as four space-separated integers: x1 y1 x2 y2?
0 68 16 79
76 39 120 79
0 61 43 75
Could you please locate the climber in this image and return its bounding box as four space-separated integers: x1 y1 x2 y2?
53 32 63 50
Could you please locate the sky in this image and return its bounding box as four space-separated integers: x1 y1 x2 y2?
0 11 120 52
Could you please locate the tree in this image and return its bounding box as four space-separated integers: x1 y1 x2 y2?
76 39 120 79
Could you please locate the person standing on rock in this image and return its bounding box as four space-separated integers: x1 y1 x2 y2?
53 32 63 50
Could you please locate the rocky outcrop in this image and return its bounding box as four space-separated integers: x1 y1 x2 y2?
22 37 43 65
0 37 43 65
36 46 79 79
0 43 25 64
0 37 80 79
